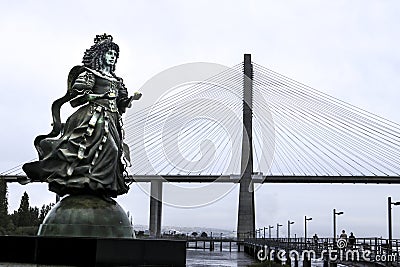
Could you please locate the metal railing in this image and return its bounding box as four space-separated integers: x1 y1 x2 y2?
242 236 400 266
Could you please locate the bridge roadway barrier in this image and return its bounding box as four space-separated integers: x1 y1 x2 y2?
242 237 400 267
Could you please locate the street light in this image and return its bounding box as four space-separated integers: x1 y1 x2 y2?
388 197 400 247
277 223 283 238
288 220 295 239
333 208 344 244
304 216 312 241
268 225 274 239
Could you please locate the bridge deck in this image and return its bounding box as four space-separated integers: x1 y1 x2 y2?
1 174 400 183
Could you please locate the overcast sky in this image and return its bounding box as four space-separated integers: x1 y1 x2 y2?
1 0 400 238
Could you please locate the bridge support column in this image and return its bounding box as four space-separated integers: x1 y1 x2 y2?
237 54 255 238
149 180 163 237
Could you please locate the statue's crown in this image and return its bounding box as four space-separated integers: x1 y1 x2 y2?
94 33 113 44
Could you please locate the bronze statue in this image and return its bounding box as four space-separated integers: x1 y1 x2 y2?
22 34 141 198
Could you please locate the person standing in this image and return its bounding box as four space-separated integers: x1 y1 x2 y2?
348 232 356 249
339 229 347 240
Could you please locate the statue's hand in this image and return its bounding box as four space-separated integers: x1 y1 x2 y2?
127 96 134 108
117 92 141 113
133 92 142 100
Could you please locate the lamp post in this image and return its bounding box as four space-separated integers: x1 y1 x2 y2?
288 220 295 240
333 209 344 244
304 216 312 242
388 197 400 248
269 225 274 239
277 223 283 238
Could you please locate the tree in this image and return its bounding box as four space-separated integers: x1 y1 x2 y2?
29 206 40 226
39 203 54 224
191 232 198 237
201 232 208 238
16 192 31 227
0 179 9 227
6 192 53 235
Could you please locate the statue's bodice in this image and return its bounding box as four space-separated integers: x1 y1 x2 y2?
70 67 129 113
91 75 120 112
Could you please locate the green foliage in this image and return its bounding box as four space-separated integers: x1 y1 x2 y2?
12 226 39 236
39 203 54 223
2 190 54 236
200 232 208 238
16 192 31 227
29 206 40 226
0 179 12 234
0 179 8 218
136 230 145 237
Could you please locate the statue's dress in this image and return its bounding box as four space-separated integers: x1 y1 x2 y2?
23 67 131 197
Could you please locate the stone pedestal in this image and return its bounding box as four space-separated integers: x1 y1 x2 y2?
38 194 135 238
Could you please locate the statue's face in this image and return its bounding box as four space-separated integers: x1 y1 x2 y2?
104 49 117 67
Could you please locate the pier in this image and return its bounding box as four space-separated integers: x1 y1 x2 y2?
186 237 238 252
243 236 400 266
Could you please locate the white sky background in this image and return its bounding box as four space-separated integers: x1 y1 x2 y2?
1 0 400 238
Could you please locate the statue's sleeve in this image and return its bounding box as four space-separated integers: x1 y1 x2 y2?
71 71 95 94
117 78 132 114
69 71 95 107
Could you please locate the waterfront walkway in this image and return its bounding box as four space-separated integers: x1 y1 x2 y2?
186 247 256 267
243 237 400 266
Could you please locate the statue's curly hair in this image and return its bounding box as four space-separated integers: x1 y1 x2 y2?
82 39 120 72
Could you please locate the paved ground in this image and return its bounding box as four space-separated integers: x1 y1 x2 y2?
186 249 257 267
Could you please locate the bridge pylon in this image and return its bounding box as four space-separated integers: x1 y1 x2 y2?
237 54 255 238
149 180 163 237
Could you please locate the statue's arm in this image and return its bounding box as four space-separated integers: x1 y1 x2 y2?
72 71 95 92
117 79 142 115
69 71 95 107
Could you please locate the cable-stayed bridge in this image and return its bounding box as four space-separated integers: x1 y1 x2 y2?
2 54 400 238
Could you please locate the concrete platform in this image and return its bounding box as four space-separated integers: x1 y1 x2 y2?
0 236 186 266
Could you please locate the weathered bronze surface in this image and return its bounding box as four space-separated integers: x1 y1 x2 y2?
22 34 141 198
38 194 134 238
